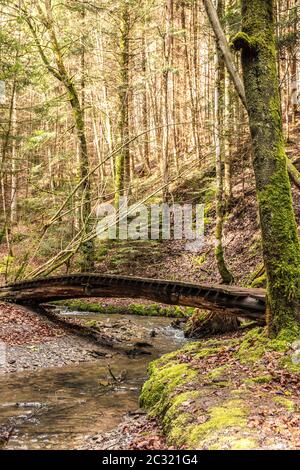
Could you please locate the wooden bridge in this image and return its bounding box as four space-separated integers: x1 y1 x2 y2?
0 273 266 321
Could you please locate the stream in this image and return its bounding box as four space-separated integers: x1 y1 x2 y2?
0 310 185 450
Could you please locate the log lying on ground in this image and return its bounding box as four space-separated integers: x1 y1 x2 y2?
0 273 266 322
287 158 300 190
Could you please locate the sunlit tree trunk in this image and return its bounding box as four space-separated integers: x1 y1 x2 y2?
214 0 234 284
141 29 150 172
115 2 130 208
161 0 173 201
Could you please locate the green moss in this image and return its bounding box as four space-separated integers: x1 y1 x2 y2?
163 391 201 443
251 375 273 384
142 353 248 448
85 320 98 329
95 244 109 260
251 273 266 288
140 325 299 449
206 365 229 381
205 337 240 348
166 413 192 444
140 361 198 417
140 340 252 449
195 254 206 266
231 32 258 51
273 396 295 412
195 347 219 359
280 356 300 374
276 327 300 343
155 341 218 365
236 327 291 363
59 300 191 318
152 349 184 368
188 400 248 446
245 375 273 385
236 328 267 363
231 438 258 450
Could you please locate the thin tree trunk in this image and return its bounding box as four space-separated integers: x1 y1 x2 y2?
10 89 17 224
115 2 130 207
161 0 173 201
141 30 150 171
214 0 234 285
224 69 233 206
291 0 299 125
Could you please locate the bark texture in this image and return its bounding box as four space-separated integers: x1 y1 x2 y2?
234 0 300 336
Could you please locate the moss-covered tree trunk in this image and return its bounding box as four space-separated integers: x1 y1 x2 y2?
234 0 300 336
115 3 130 208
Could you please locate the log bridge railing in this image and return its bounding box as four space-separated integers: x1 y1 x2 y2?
0 273 266 321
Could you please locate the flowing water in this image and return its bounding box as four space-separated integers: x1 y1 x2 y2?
0 312 185 450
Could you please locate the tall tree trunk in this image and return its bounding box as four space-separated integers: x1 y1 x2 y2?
115 3 130 208
214 0 234 285
78 5 94 272
223 0 233 206
224 69 233 206
233 0 300 336
10 76 18 226
291 0 299 125
161 0 173 201
141 29 150 171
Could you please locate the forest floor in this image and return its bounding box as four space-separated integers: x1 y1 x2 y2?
81 415 174 451
137 330 300 450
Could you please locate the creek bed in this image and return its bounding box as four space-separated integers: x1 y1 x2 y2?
0 311 185 450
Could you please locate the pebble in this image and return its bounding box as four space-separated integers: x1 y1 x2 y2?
1 315 160 375
292 351 300 365
291 340 300 351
